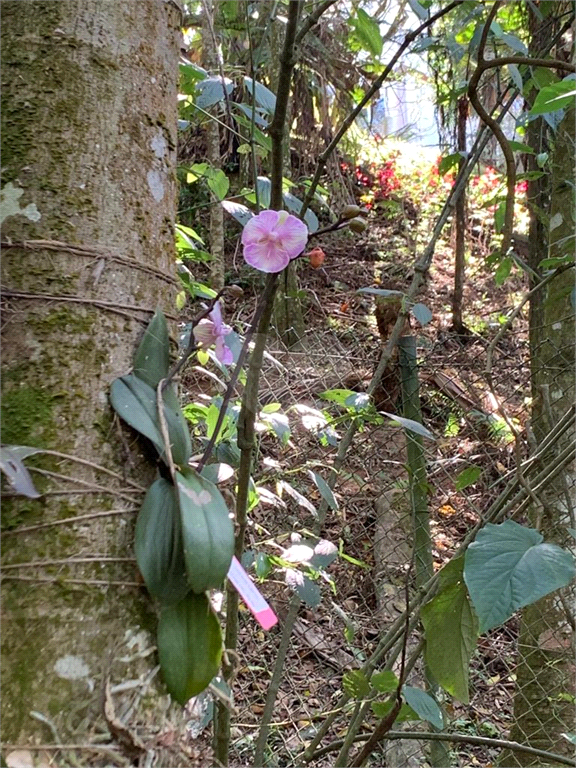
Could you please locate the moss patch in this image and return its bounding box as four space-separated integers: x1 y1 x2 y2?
0 385 57 446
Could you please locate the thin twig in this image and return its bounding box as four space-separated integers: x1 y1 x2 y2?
29 468 140 504
0 448 146 490
312 731 576 766
294 0 338 45
2 557 135 569
1 290 174 322
0 239 177 285
252 596 300 765
1 576 141 587
1 508 139 537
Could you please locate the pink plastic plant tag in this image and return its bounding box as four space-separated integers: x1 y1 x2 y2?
227 556 278 630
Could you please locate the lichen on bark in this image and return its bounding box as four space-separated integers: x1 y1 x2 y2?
1 0 185 750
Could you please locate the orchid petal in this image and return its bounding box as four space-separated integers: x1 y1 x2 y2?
275 214 308 259
241 209 309 272
215 337 234 365
241 210 280 246
194 319 217 346
209 302 223 332
243 242 290 273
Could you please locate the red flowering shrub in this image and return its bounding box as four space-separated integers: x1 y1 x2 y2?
340 138 528 234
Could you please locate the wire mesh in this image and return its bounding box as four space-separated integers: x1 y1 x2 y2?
207 247 576 768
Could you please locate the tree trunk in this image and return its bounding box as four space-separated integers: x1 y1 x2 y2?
202 0 226 291
1 0 182 752
451 96 468 335
503 106 575 767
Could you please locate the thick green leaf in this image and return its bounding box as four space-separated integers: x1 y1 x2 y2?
135 477 189 604
0 446 40 498
494 200 506 234
244 76 277 114
438 152 463 175
508 140 534 154
255 552 272 579
234 102 269 128
353 8 383 58
158 592 222 704
221 200 254 227
372 699 418 722
233 114 272 151
407 0 428 20
282 190 319 233
110 374 191 466
372 669 399 693
309 471 338 512
179 62 207 97
357 287 404 298
499 32 527 54
319 388 358 406
464 520 576 632
411 302 433 326
186 163 209 183
455 465 482 491
133 310 170 389
195 76 233 109
529 80 576 115
277 480 317 516
532 67 560 89
402 686 444 729
380 412 435 440
207 169 229 201
310 538 338 569
176 468 234 593
200 462 234 485
285 570 321 606
2 444 41 459
343 669 370 699
260 411 291 444
507 64 523 92
256 176 271 208
421 557 478 703
345 392 371 410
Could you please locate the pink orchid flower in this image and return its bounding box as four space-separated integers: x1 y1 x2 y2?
193 301 234 365
241 209 308 273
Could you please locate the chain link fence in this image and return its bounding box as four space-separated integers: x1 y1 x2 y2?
185 243 576 767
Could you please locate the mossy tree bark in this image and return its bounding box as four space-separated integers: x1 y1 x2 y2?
502 106 575 767
201 0 226 291
1 0 182 751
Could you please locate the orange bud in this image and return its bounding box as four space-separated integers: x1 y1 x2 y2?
307 247 326 269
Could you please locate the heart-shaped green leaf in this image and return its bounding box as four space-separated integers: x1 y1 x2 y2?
158 592 222 704
465 520 575 632
342 669 370 699
134 477 189 604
